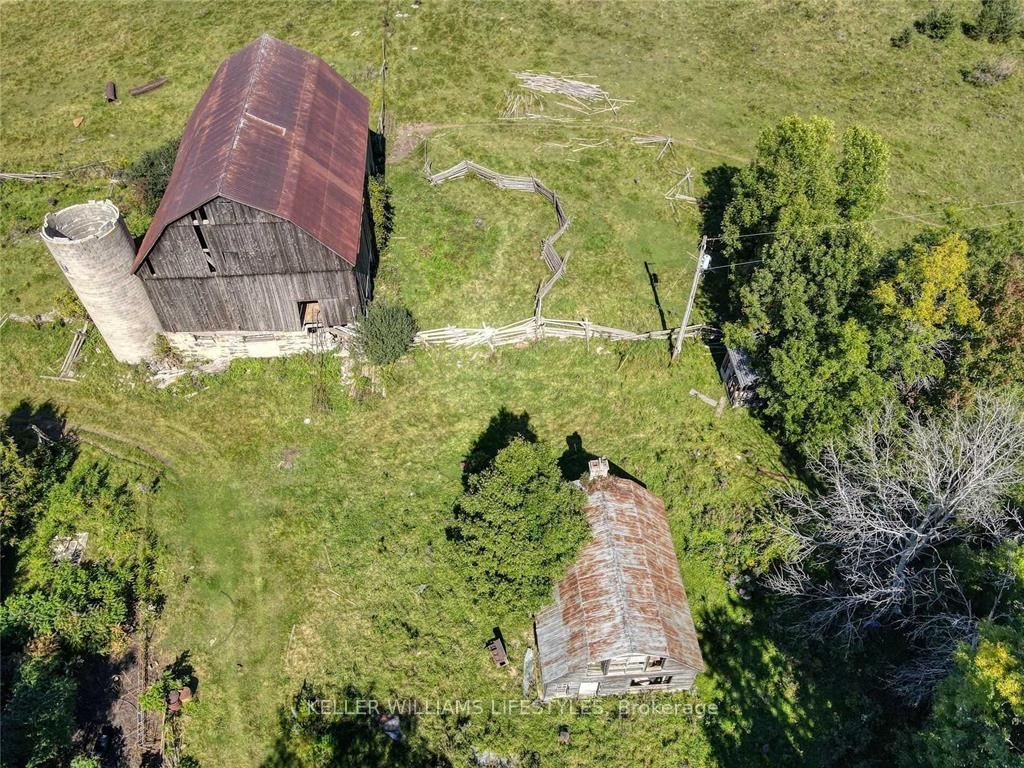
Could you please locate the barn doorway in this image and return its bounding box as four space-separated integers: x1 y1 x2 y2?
298 301 322 329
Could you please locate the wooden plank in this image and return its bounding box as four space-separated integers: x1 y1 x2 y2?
129 77 168 96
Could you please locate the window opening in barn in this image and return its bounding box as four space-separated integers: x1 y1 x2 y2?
191 214 215 275
604 655 648 676
298 301 322 328
195 205 210 224
629 676 672 687
645 657 665 671
192 222 210 251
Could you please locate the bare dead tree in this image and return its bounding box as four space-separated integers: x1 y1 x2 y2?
766 394 1024 701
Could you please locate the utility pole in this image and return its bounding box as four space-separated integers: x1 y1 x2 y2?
378 35 387 135
672 235 709 361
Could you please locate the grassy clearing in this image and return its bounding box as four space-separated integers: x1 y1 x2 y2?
3 1 1022 765
2 319 796 766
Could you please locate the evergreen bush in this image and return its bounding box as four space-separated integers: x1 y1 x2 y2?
354 299 417 366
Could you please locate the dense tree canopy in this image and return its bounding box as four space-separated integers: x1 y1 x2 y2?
956 221 1024 394
907 619 1024 768
1 438 161 768
871 233 982 398
0 650 78 768
450 438 588 610
722 115 891 452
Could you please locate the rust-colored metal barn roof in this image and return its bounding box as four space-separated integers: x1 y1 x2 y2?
134 34 369 271
534 476 704 682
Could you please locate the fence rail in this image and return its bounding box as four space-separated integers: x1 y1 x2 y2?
334 317 709 351
424 160 571 319
415 159 714 353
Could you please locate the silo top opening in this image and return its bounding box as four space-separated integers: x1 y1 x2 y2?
42 200 120 243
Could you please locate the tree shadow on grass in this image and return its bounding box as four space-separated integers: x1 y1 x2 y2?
75 648 139 768
261 682 450 768
699 597 895 768
696 164 741 332
3 398 75 456
556 432 645 486
461 407 536 485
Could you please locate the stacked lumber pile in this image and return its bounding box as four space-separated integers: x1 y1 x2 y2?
502 72 631 119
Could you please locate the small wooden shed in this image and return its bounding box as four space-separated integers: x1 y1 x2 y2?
720 346 760 407
533 467 704 699
133 35 376 332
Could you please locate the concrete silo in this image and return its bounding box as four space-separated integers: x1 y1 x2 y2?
41 200 162 364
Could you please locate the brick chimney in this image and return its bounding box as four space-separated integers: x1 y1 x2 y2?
588 457 609 479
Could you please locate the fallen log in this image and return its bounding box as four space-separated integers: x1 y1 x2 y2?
757 467 795 485
129 77 168 97
688 388 719 408
105 81 117 102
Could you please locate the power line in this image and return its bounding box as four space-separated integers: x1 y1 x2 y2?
704 198 1024 244
701 214 1024 271
705 258 763 271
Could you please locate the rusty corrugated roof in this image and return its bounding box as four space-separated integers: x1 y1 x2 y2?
535 476 704 682
134 34 369 271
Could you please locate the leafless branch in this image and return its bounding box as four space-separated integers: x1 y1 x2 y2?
767 394 1024 700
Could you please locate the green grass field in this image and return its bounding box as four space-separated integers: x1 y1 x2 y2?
2 1 1022 766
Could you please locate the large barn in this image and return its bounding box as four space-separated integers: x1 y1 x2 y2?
534 462 704 699
134 34 375 333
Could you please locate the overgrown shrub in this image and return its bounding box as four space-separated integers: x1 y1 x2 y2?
0 422 75 544
915 6 959 39
125 136 180 214
54 289 88 323
0 650 76 767
367 174 394 254
891 26 914 47
152 334 186 366
964 54 1019 85
1 464 161 654
140 669 188 712
353 299 417 366
973 0 1022 42
450 438 588 610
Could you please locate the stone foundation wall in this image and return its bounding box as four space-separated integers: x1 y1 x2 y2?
164 329 341 362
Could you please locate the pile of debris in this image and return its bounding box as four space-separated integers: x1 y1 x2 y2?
501 72 631 119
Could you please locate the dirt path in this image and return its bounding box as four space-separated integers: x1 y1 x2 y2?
75 630 164 767
389 122 437 162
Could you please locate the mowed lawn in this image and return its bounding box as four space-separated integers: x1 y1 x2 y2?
2 1 1023 766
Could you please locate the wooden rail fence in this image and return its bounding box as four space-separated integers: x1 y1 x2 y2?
415 159 712 352
335 317 708 351
425 160 570 319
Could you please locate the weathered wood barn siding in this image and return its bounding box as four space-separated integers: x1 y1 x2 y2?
534 475 704 700
139 196 373 331
133 35 373 333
